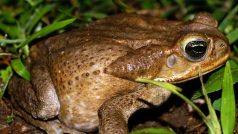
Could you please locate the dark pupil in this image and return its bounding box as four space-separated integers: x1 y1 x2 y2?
185 41 208 60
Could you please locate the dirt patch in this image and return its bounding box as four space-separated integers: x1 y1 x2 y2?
0 98 43 134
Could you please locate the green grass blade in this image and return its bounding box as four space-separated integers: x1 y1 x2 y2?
199 66 221 134
212 9 226 21
226 28 238 44
0 39 25 44
130 128 175 134
219 4 238 32
0 66 13 98
221 61 235 134
175 0 186 13
234 45 238 55
112 0 135 13
25 0 43 6
16 18 76 49
10 58 31 80
26 4 55 34
0 23 21 38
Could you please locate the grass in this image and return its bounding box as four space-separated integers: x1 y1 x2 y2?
0 0 237 133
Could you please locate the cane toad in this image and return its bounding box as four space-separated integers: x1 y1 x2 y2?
8 12 230 134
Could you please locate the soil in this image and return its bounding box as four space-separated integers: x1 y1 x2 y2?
0 98 43 134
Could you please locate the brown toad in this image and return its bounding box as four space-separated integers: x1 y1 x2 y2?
8 12 230 134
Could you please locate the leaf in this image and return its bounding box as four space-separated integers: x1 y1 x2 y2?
226 28 238 44
26 4 55 34
112 0 135 13
212 98 221 111
234 45 238 55
219 4 238 32
130 128 175 134
175 0 187 14
212 9 226 21
0 66 13 98
83 12 107 20
25 0 43 6
6 114 14 124
0 39 25 44
137 0 157 9
10 58 31 80
0 10 17 23
221 61 235 134
192 60 238 99
16 17 76 49
199 66 221 134
0 23 21 38
136 78 182 92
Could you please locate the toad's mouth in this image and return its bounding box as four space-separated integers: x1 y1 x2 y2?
168 63 223 84
154 53 230 84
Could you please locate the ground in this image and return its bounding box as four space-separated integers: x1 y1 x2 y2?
0 94 207 134
1 79 237 134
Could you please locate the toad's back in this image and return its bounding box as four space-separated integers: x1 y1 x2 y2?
35 14 184 54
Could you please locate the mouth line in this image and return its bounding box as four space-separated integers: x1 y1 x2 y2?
154 53 230 84
170 63 224 84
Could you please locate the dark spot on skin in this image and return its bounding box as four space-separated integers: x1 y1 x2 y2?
69 71 74 75
98 49 105 52
92 88 98 90
81 72 90 78
68 80 73 85
75 76 79 80
81 60 86 63
104 68 108 73
93 70 100 75
130 94 135 98
90 62 95 66
77 64 81 69
106 58 110 61
112 54 117 57
82 48 87 52
138 70 145 76
89 57 94 60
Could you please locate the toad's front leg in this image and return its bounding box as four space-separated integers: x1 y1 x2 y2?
98 85 171 134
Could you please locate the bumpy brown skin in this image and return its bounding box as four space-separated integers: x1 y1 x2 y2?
8 12 230 134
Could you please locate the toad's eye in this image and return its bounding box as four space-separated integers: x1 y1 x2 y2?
185 40 208 61
181 35 209 61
